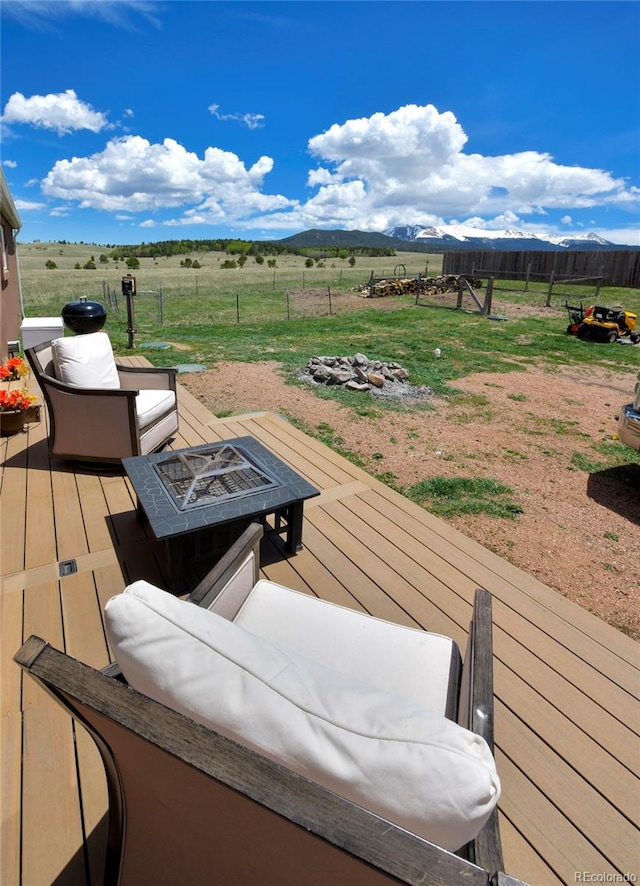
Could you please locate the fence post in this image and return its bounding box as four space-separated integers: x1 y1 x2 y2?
125 291 136 349
525 263 531 292
328 286 332 316
158 285 163 325
546 270 555 307
484 277 494 316
286 289 290 320
236 291 240 324
456 278 464 310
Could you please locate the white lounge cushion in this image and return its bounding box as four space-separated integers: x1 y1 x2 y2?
105 582 500 852
135 389 176 429
52 332 120 389
234 580 459 715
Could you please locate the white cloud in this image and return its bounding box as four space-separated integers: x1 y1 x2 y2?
2 159 18 168
307 167 337 187
29 101 640 240
41 135 294 222
14 199 46 211
289 103 640 232
209 103 265 130
595 226 640 247
2 1 162 31
1 90 108 135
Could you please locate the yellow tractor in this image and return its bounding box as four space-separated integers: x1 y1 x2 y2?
575 305 638 343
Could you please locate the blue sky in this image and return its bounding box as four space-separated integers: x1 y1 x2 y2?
1 0 639 246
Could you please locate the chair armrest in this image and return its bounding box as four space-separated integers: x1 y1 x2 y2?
468 588 495 749
460 588 504 874
117 365 177 392
187 522 263 612
40 373 137 399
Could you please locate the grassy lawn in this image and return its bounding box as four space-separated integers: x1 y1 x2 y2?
19 241 640 396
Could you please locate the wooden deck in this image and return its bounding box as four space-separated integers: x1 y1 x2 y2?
2 358 639 885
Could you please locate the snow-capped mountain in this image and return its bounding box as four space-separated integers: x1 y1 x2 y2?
385 224 614 250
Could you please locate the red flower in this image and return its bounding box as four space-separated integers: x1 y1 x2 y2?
0 388 37 412
1 357 29 380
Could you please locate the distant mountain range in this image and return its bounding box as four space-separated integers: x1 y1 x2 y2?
384 224 616 251
277 226 629 252
277 229 400 249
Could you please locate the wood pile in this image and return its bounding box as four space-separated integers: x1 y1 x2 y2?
353 274 482 298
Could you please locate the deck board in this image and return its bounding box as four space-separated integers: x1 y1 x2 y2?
21 699 87 885
2 359 639 886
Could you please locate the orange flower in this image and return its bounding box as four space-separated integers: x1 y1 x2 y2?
0 388 37 412
0 357 29 380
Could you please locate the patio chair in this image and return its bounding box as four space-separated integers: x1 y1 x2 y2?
25 332 178 464
15 524 526 886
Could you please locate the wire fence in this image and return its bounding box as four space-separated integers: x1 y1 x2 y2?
100 275 406 343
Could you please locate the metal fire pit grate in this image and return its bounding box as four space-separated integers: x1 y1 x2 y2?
154 444 279 511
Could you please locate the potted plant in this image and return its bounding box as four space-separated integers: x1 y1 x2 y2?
0 388 38 435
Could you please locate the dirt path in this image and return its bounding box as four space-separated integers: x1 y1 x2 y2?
182 360 640 640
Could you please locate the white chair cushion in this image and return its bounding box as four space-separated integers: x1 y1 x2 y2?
105 582 500 852
135 389 176 429
52 332 120 389
234 580 458 715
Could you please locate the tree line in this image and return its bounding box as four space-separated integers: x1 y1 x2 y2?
105 239 395 261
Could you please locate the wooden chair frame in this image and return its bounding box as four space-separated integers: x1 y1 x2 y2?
14 524 527 886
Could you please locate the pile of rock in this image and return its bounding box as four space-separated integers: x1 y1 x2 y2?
301 353 434 403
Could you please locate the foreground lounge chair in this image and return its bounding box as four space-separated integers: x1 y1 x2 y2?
25 332 178 464
15 524 527 885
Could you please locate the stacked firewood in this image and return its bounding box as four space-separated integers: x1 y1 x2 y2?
353 274 482 298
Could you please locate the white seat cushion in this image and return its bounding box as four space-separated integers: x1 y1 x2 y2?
234 580 459 715
52 332 120 389
105 582 500 852
135 389 176 429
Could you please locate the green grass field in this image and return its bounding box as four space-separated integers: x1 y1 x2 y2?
20 243 436 306
18 241 640 400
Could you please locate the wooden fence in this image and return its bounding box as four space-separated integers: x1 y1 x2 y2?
442 250 640 288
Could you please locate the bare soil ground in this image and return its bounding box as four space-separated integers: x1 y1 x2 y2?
182 357 640 640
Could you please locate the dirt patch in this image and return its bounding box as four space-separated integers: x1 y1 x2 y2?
182 359 639 640
286 287 419 317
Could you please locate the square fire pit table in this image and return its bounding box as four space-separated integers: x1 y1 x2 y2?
123 436 319 590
